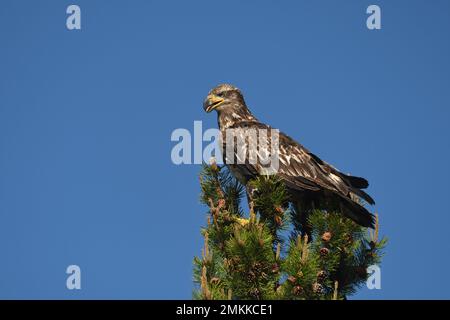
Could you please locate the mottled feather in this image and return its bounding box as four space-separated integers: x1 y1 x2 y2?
204 84 375 228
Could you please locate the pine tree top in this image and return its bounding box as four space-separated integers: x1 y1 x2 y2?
194 164 387 300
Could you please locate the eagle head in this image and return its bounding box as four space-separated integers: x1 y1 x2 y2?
203 84 246 113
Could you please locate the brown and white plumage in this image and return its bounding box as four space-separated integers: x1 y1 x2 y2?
203 84 375 229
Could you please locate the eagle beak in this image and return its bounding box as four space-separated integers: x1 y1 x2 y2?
203 94 224 113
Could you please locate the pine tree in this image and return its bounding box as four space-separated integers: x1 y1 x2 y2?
193 160 387 300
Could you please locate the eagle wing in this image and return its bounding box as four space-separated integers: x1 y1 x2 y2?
221 121 374 206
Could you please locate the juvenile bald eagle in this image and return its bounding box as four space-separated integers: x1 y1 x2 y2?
203 84 375 231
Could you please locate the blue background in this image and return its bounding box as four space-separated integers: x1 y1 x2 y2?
1 0 449 299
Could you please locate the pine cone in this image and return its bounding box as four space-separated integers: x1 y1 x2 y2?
320 247 330 257
344 233 353 244
247 271 256 281
312 282 324 294
250 288 260 298
321 231 332 242
317 270 327 282
217 198 226 209
252 262 262 271
275 206 284 214
287 275 297 284
274 215 283 226
292 285 303 296
271 263 279 273
209 157 218 171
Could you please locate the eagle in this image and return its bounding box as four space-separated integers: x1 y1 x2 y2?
203 84 375 232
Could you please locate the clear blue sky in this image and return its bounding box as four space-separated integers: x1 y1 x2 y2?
1 0 449 299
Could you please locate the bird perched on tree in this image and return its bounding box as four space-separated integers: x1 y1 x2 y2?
203 84 375 233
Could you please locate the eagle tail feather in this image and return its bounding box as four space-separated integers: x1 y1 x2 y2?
340 173 369 189
340 199 375 229
350 188 375 205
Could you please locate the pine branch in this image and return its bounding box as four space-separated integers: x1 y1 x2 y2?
193 163 387 300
